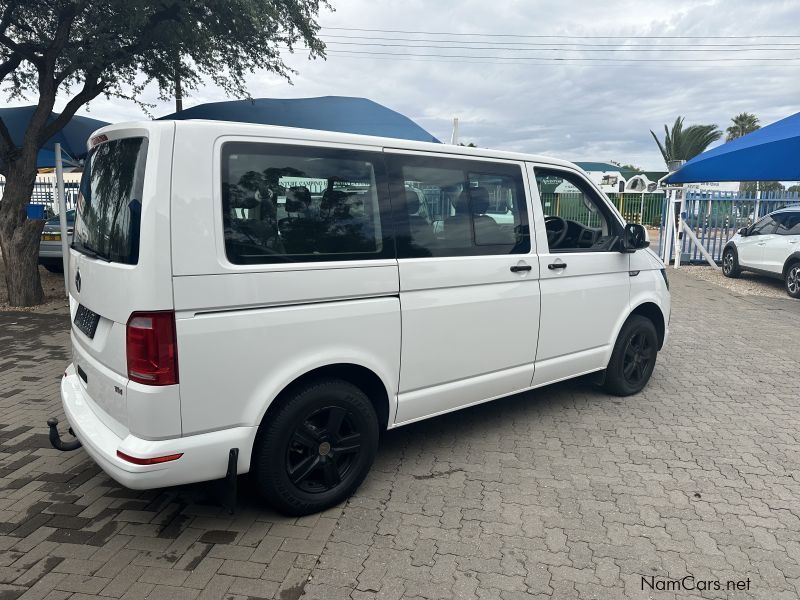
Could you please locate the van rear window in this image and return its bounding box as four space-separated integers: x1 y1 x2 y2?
73 137 148 265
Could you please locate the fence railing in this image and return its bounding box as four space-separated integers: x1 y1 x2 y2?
659 190 800 264
544 192 666 228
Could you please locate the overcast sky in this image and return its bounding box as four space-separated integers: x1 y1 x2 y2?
16 0 800 170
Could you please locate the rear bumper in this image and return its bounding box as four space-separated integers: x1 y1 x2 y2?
61 364 255 489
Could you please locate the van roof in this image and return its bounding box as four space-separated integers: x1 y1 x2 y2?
92 119 579 171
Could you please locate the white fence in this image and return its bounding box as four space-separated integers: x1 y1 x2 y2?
0 173 82 219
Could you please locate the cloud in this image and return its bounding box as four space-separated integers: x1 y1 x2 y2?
8 0 800 170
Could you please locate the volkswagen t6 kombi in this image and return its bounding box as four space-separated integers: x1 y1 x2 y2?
59 121 670 515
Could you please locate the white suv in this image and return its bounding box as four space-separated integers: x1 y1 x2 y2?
56 121 670 515
722 207 800 298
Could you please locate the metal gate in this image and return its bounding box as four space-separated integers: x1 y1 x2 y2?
658 190 800 263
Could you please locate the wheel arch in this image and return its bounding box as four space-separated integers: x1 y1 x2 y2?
629 301 666 349
257 363 393 436
782 252 800 278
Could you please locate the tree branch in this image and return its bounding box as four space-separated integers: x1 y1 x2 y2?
39 73 106 142
0 52 21 81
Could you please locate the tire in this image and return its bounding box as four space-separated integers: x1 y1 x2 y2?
252 378 379 516
42 262 63 273
722 247 740 278
603 315 659 396
786 261 800 299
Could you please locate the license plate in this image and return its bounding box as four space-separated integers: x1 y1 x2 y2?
42 234 61 241
74 304 100 339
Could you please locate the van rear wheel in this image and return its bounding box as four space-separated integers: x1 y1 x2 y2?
603 315 658 396
252 378 379 516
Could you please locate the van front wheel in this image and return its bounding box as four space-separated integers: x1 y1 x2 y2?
252 379 379 516
603 315 658 396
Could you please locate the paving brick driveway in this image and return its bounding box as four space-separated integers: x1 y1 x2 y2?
2 270 800 600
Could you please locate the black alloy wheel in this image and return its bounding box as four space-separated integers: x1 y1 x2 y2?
603 315 659 396
252 378 379 516
621 330 655 387
286 405 362 493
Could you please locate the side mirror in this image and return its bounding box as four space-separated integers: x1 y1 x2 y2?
738 226 749 236
621 223 650 253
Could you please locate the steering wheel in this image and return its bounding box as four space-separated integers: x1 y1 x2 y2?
544 216 568 248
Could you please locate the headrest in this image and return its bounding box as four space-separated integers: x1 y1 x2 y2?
453 190 470 215
470 187 490 214
227 187 259 209
320 189 348 211
405 189 420 214
285 186 311 212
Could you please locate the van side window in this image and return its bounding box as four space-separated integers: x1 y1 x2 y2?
221 143 391 264
534 168 620 252
388 155 530 258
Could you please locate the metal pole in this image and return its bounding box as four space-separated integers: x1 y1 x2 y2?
450 117 459 145
54 143 69 297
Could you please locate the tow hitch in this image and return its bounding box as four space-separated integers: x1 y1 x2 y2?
47 417 82 451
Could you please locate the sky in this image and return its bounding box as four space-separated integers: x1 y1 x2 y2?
11 0 800 170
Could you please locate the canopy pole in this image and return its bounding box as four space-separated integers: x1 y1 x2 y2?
54 143 70 298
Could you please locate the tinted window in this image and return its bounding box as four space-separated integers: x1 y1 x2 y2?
221 143 391 264
534 168 619 252
74 138 147 264
774 212 800 235
750 215 777 235
388 155 529 258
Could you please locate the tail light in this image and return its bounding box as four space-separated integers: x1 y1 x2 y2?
126 311 178 385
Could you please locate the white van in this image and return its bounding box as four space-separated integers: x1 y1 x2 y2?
59 121 670 515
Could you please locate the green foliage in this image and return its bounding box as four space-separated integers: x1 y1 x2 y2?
0 0 328 122
787 184 800 194
0 0 329 305
649 117 722 166
726 112 760 142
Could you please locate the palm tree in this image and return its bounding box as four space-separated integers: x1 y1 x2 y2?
726 112 760 141
650 117 722 166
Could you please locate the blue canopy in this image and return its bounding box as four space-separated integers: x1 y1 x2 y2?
160 96 440 143
668 111 800 183
0 105 108 168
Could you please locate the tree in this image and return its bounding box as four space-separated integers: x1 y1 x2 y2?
740 181 784 195
0 0 328 306
726 112 760 142
787 184 800 195
650 117 722 167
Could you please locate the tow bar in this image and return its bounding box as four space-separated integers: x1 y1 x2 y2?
47 417 82 451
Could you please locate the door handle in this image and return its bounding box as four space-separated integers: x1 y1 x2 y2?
548 262 567 270
510 264 532 273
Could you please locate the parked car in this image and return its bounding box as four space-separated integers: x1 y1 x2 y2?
38 209 75 272
58 121 671 515
722 207 800 298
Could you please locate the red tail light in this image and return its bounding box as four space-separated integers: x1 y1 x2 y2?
126 311 178 385
116 450 183 465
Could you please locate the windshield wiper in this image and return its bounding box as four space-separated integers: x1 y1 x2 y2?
76 241 111 262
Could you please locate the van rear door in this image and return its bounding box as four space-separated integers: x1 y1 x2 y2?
67 122 179 441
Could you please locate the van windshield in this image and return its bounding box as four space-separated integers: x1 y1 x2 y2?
73 137 148 264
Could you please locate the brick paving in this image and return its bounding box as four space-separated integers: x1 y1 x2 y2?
1 270 799 600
